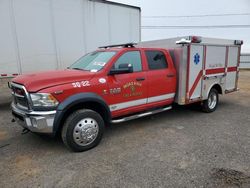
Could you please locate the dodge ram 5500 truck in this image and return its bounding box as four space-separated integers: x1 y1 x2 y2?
10 36 242 152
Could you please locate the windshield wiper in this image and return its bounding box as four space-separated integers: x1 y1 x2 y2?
71 67 85 71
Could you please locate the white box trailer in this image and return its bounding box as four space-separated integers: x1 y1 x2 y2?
0 0 140 78
138 36 242 105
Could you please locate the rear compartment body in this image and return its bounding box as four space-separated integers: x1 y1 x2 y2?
138 36 242 105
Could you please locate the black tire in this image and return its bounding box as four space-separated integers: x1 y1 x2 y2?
202 88 219 113
61 109 104 152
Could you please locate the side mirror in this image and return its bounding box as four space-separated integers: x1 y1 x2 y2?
109 63 133 75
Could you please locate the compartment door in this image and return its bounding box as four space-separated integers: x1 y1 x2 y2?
187 45 203 100
226 47 239 91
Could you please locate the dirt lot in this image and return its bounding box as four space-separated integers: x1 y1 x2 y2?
0 71 250 188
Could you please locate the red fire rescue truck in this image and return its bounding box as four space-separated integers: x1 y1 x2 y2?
10 36 242 152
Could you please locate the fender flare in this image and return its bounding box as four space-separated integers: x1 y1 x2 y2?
206 83 223 99
53 92 111 135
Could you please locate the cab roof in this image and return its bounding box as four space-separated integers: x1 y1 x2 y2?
98 43 166 52
99 43 137 49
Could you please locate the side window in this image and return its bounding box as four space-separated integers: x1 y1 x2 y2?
113 51 142 72
145 51 168 70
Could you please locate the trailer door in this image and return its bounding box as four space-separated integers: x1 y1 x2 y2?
187 45 204 101
0 0 20 78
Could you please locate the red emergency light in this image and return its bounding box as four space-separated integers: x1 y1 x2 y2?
189 36 202 43
176 36 202 45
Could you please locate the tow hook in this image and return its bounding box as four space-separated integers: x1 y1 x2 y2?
22 128 30 135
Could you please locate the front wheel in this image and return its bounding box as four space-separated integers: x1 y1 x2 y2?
61 109 104 152
201 88 219 113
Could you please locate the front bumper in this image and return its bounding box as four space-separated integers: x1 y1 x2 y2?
11 102 56 134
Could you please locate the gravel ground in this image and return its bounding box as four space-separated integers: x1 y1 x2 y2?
0 71 250 188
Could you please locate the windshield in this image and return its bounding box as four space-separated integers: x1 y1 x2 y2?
70 51 116 72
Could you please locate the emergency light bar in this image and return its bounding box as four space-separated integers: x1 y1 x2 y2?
176 36 202 44
234 40 243 45
189 36 202 43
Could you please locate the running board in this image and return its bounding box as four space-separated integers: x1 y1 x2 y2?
111 106 172 124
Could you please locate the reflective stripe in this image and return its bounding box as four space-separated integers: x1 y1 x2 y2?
110 98 147 111
0 73 18 77
147 93 175 103
110 93 175 111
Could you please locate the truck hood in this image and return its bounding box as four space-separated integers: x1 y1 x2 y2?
12 69 95 92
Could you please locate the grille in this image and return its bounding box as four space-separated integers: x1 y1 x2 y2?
11 84 29 110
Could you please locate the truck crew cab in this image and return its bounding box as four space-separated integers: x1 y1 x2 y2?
10 36 242 152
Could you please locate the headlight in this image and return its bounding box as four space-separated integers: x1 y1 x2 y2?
30 93 59 107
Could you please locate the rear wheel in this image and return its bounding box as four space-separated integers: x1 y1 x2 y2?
61 109 104 152
202 88 219 113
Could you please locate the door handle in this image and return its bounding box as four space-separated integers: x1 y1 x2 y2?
167 74 175 78
136 77 145 81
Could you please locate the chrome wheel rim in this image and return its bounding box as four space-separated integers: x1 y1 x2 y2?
73 118 99 146
208 92 217 109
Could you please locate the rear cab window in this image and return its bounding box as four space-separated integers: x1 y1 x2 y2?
145 50 168 70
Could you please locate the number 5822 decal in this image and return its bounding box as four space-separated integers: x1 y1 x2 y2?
72 81 90 88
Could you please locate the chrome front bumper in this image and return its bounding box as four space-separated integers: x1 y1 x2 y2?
11 102 56 134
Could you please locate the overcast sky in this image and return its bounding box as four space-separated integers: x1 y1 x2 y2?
111 0 250 53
